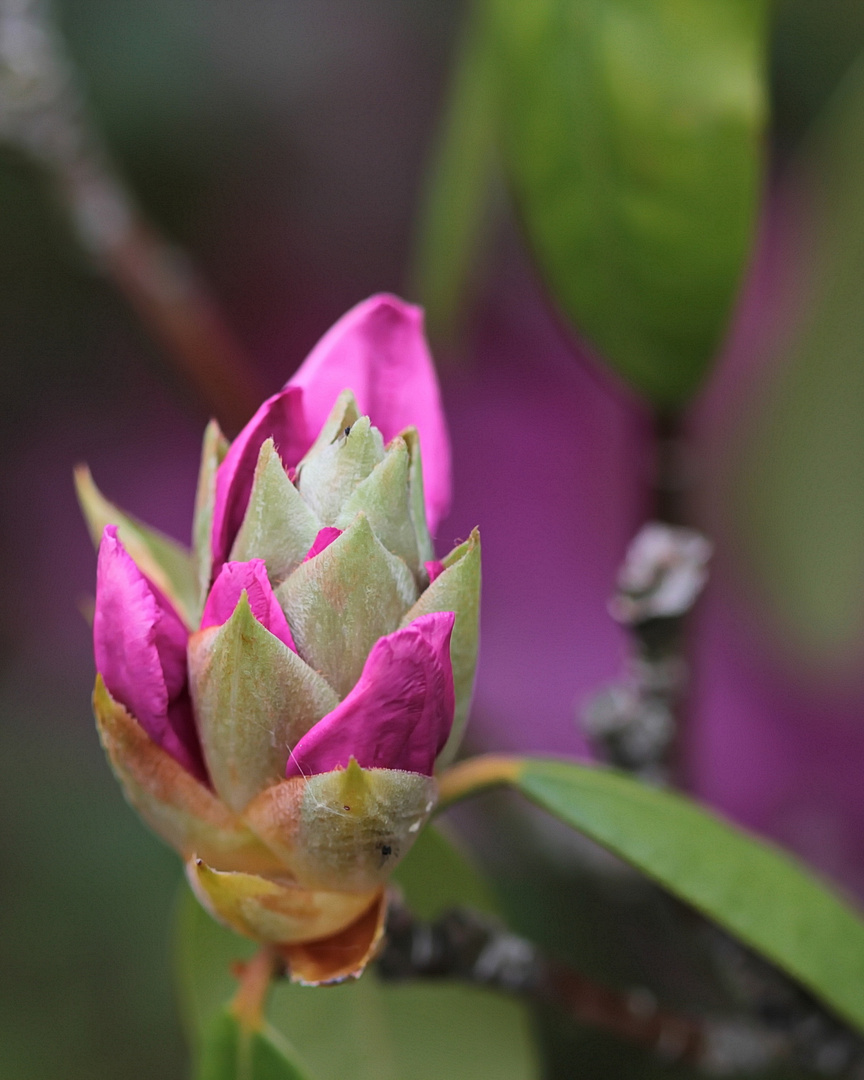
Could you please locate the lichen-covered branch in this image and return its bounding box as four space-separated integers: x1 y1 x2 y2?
377 902 792 1075
581 518 712 782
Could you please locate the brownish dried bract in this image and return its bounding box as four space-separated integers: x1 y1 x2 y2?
93 676 285 876
279 890 389 986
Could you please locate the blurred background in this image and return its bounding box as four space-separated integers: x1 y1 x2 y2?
5 1 864 1077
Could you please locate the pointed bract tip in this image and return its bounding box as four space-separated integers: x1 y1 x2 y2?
201 558 295 651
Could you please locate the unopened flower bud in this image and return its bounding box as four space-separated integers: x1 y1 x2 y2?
78 295 480 984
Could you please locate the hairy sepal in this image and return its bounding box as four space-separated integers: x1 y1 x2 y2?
188 594 339 812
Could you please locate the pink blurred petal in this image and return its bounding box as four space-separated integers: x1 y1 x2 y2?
95 527 167 728
303 527 342 562
285 612 455 777
164 692 208 782
424 559 445 583
153 580 189 703
200 558 296 651
288 294 451 532
211 386 308 575
94 526 205 778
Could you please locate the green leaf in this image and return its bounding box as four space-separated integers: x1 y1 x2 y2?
730 57 864 666
412 4 498 342
480 757 864 1033
176 827 540 1080
490 0 769 406
75 464 199 627
196 1009 312 1080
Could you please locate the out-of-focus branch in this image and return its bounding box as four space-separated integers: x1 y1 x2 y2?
377 901 790 1075
230 947 279 1030
0 0 264 433
582 519 712 782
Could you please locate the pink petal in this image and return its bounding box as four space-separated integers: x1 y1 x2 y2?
288 295 451 531
424 559 445 583
200 558 296 651
303 527 342 562
211 386 308 575
285 612 455 777
164 692 207 782
94 526 206 779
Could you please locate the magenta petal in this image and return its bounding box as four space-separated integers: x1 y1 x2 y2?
200 558 296 651
303 527 342 562
424 560 445 583
288 294 451 531
211 386 308 574
94 526 205 778
285 612 456 777
163 691 208 782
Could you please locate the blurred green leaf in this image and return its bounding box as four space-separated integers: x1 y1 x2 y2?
496 757 864 1033
771 0 864 156
490 0 769 406
0 710 186 1080
733 55 864 665
412 6 498 342
196 1010 311 1080
176 826 540 1080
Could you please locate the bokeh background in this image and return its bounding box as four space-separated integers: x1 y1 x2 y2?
5 1 864 1077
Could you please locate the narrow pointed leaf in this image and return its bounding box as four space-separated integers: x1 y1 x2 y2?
298 416 385 525
196 1009 312 1080
76 465 198 627
336 437 421 574
189 595 339 812
277 515 417 697
229 440 321 584
491 0 769 406
400 529 480 765
193 420 230 613
440 755 864 1033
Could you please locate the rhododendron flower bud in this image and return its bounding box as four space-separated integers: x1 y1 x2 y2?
77 295 480 984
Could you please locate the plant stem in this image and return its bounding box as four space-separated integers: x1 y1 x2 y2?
651 408 692 781
0 0 264 433
230 947 278 1032
653 409 688 526
436 754 520 809
579 407 709 783
377 902 788 1074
